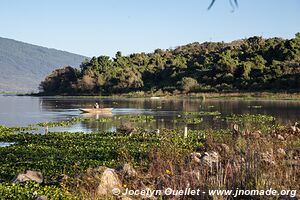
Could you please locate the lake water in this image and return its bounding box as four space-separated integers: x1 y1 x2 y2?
0 95 300 133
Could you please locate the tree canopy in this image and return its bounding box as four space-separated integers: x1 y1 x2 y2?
40 33 300 95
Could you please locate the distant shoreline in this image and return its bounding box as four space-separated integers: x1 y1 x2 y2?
20 91 300 100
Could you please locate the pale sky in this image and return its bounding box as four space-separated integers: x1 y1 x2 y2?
0 0 299 57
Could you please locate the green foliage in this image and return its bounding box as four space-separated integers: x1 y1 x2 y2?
40 66 79 94
0 130 159 181
37 117 82 128
2 117 299 198
0 125 205 194
183 117 203 124
179 77 199 93
225 114 275 123
183 111 221 116
118 115 156 123
0 182 73 200
40 33 300 95
224 113 277 133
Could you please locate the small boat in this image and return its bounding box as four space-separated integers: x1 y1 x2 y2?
79 108 113 113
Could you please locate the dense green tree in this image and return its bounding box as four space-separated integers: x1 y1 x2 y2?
40 66 79 94
40 33 300 95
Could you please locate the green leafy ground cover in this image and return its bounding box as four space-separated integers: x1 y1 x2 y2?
1 113 298 199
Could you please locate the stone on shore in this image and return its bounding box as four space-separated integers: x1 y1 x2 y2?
13 170 43 183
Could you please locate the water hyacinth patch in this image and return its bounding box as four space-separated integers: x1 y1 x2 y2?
225 114 275 124
183 111 221 116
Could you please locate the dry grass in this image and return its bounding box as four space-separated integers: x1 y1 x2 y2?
119 127 300 199
62 126 300 199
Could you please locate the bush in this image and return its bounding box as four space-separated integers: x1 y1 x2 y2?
179 77 199 93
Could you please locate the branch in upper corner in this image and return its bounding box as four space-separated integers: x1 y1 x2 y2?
207 0 216 10
207 0 238 10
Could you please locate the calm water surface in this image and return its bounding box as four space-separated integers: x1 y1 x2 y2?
0 95 299 133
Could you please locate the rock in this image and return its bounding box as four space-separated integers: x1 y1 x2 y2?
190 152 202 163
76 166 123 197
35 195 48 200
13 170 43 183
277 148 286 157
123 163 137 178
277 134 285 141
96 167 122 196
201 151 220 168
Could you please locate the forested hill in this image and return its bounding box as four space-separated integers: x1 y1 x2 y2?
40 33 300 95
0 37 86 92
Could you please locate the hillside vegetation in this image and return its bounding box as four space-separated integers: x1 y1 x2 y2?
0 37 86 92
40 33 300 95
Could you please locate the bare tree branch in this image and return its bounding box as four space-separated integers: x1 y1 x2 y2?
208 0 238 10
207 0 216 10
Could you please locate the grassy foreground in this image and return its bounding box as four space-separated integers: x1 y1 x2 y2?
0 116 299 199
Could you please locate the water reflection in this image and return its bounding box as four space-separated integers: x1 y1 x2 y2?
0 95 299 132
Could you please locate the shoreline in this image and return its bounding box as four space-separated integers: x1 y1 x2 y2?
17 91 300 100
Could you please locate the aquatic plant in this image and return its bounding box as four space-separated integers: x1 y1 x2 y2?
1 122 299 199
0 182 73 199
37 117 82 128
184 118 203 124
183 111 221 116
225 114 275 124
118 115 156 123
173 117 203 124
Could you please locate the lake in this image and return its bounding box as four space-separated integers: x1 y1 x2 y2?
0 95 299 133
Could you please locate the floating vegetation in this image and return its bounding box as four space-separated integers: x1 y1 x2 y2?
0 125 36 132
184 118 203 124
0 125 37 142
174 117 203 124
1 120 300 199
0 131 155 182
118 115 156 123
0 126 204 183
37 117 82 128
183 111 221 116
36 115 157 128
225 114 275 124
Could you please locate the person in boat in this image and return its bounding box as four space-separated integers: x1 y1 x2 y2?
94 102 99 109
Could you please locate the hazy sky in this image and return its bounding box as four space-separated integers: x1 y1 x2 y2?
0 0 299 57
